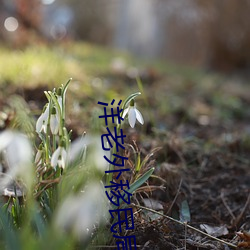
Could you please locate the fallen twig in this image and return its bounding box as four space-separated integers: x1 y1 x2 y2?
234 192 250 227
132 203 237 249
166 178 183 215
221 189 236 222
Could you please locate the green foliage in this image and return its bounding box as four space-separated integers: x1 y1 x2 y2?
128 167 155 194
0 42 130 87
0 80 153 250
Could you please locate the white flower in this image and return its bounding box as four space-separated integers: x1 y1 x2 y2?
67 135 109 171
35 148 42 164
55 183 108 240
35 144 43 164
0 130 33 190
122 100 144 128
57 95 63 112
51 145 67 169
36 104 50 133
56 87 63 113
50 106 59 135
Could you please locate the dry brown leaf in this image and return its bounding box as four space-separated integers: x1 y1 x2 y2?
200 224 229 237
237 231 250 248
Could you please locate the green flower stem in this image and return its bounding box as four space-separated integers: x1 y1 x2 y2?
61 78 72 126
48 92 63 136
63 127 70 150
46 99 53 164
52 134 56 152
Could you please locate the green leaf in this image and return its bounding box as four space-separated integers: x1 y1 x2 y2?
179 199 191 222
129 167 154 194
48 91 61 118
62 78 72 98
0 208 21 250
135 152 141 173
136 77 144 97
32 209 45 237
61 78 72 122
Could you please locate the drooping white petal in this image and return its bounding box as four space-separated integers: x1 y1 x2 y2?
128 107 136 128
61 148 67 161
51 147 67 169
44 103 50 117
0 130 14 151
50 114 59 135
59 148 67 169
0 130 33 191
67 136 87 163
35 149 43 164
91 136 110 171
41 121 48 133
5 133 32 170
51 147 61 168
57 96 63 111
68 135 109 171
135 108 144 125
122 107 129 119
36 104 50 134
55 183 108 240
36 113 45 133
57 158 65 169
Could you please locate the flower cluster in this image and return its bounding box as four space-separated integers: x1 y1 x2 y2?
34 87 147 243
36 90 62 136
35 80 71 177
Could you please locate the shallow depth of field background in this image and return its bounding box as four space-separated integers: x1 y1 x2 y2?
0 1 250 249
2 0 250 71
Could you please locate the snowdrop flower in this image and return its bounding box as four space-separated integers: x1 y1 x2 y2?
36 103 50 133
51 143 67 169
56 87 63 111
67 135 87 164
0 130 33 190
122 99 144 128
84 135 110 171
50 106 59 135
55 183 108 241
67 134 109 172
35 144 43 164
57 95 63 112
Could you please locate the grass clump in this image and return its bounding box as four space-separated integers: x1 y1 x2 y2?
0 79 153 250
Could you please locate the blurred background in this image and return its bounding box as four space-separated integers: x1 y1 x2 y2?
1 0 250 73
0 2 250 249
1 0 250 135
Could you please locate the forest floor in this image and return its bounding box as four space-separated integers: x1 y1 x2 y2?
0 42 250 249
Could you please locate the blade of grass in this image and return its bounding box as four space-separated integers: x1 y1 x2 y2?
129 167 155 194
0 208 21 250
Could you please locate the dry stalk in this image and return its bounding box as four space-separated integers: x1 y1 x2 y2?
132 203 237 249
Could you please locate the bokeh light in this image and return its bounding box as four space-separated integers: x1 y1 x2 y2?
41 0 55 5
50 24 67 40
4 17 19 32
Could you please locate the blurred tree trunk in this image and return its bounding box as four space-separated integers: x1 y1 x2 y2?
16 0 41 31
15 0 42 45
204 0 250 71
161 0 250 71
67 0 113 44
